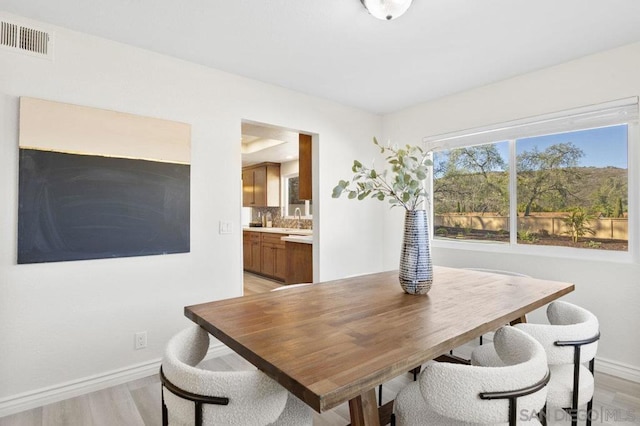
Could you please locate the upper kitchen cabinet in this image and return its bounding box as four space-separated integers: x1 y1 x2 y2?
298 134 312 200
242 162 281 207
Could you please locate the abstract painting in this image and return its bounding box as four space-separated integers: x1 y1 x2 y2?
18 97 191 264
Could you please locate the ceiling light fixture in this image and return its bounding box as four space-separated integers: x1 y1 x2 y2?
361 0 413 21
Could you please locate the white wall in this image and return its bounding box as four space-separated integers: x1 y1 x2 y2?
0 13 384 412
382 42 640 379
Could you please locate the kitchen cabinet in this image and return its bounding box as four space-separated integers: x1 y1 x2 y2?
242 231 261 273
242 162 280 207
261 233 287 281
285 241 313 284
298 134 312 200
243 230 288 281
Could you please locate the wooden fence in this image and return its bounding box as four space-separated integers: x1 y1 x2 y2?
434 214 628 240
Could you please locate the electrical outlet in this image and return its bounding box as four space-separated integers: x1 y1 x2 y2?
135 331 147 350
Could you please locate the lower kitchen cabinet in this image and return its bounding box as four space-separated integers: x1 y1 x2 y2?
242 231 261 273
261 233 287 281
285 241 313 284
243 231 288 281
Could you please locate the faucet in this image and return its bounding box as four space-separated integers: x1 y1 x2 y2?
294 207 302 229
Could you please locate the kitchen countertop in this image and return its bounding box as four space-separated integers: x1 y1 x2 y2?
242 227 313 236
281 235 313 244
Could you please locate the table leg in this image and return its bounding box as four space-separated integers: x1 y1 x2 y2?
348 389 380 426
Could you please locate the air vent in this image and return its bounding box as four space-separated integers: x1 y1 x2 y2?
1 19 53 59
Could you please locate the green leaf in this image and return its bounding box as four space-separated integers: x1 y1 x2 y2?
331 185 343 198
370 169 377 178
348 191 357 199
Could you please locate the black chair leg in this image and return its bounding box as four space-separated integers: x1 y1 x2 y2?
161 387 168 426
410 365 421 381
378 384 382 406
587 357 596 426
390 413 396 426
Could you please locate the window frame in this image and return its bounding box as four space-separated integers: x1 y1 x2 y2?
282 173 312 218
424 98 639 264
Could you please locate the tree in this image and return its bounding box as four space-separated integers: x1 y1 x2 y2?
614 197 624 218
433 145 508 214
592 176 626 217
517 142 584 216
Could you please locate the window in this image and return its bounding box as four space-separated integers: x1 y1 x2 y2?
433 142 509 242
516 126 628 250
283 174 312 217
428 98 637 255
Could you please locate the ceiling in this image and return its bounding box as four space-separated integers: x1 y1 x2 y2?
241 122 299 166
2 1 640 115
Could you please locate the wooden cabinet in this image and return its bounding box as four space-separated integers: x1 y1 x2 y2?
242 231 261 273
242 162 280 207
261 233 287 281
243 230 287 281
298 134 312 200
285 241 313 284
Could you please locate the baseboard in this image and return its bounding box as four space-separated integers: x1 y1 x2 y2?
596 356 640 384
0 342 232 418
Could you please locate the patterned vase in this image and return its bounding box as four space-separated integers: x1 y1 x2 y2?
399 210 433 295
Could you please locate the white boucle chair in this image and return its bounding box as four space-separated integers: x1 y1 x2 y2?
471 301 600 426
160 325 312 426
393 326 550 426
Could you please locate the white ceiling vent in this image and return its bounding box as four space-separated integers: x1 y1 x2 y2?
1 19 53 59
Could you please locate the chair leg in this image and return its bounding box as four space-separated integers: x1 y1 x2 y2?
411 366 421 381
479 335 483 345
378 384 382 406
161 387 168 426
587 357 596 426
539 404 547 426
390 413 396 426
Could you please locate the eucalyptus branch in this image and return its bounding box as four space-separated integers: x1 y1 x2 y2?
332 137 432 211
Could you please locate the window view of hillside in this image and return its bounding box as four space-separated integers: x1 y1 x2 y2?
433 142 510 242
433 124 628 251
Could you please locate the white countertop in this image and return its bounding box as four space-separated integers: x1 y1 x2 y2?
281 235 313 244
243 227 313 236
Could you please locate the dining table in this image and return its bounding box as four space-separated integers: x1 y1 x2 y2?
184 266 574 426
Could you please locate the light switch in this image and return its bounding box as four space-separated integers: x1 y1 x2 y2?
219 221 233 234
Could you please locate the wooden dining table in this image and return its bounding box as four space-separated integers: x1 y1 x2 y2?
184 266 574 426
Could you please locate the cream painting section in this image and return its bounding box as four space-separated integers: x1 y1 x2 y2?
19 97 191 163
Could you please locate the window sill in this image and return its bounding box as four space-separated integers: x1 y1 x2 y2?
432 238 636 264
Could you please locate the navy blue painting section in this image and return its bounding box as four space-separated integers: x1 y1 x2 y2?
18 149 190 264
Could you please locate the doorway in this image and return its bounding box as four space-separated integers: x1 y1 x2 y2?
240 120 315 292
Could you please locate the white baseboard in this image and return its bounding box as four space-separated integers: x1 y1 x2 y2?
596 356 640 384
0 343 232 418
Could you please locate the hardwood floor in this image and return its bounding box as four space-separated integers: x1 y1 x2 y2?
242 271 284 295
1 273 638 425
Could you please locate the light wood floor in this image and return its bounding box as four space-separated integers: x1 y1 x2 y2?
2 272 639 425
